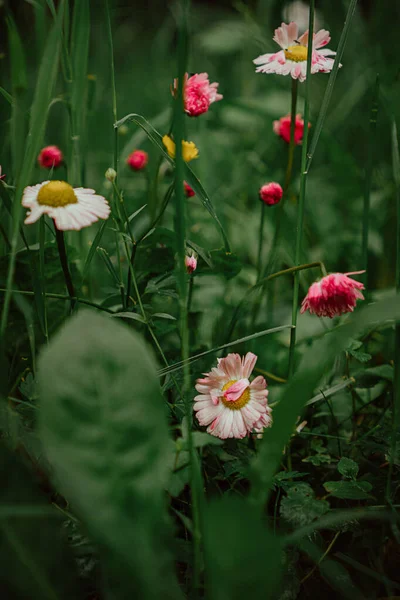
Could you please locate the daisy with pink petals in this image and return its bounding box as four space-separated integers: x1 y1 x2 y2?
173 73 223 117
301 272 365 318
253 22 339 82
194 352 272 440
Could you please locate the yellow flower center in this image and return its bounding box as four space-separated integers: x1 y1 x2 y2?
221 380 250 410
37 181 77 208
284 45 308 62
162 135 199 162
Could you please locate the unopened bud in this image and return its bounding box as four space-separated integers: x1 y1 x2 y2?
105 167 117 182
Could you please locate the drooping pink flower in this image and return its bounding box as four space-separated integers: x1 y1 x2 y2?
194 352 272 439
273 114 310 144
0 166 5 180
253 22 339 82
184 181 195 198
185 251 197 274
173 73 223 117
38 146 63 169
259 182 283 206
301 272 365 318
126 150 148 171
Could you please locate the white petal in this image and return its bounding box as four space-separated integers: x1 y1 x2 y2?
24 205 47 225
22 181 48 207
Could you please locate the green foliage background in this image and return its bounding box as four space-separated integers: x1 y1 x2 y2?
0 0 399 598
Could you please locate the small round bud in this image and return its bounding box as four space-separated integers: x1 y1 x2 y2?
126 150 148 171
38 145 63 169
259 182 283 206
105 167 117 182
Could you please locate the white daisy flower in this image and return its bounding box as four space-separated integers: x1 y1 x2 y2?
253 21 339 82
194 352 272 440
22 180 110 231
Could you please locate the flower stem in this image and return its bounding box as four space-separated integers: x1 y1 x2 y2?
54 226 76 312
39 217 48 342
287 0 314 380
263 78 298 279
283 78 299 193
386 120 400 502
256 202 266 282
227 261 325 342
361 74 379 294
0 288 115 314
174 0 204 594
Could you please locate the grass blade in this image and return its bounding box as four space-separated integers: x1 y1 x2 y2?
115 112 230 250
7 15 28 178
0 1 64 339
157 324 293 376
305 0 359 174
69 0 90 185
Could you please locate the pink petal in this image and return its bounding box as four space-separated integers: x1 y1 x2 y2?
223 378 249 402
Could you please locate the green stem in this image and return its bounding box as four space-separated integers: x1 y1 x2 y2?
174 1 203 595
387 120 400 502
125 183 174 305
263 78 298 279
287 1 314 379
227 261 325 342
54 226 76 311
361 74 379 293
0 288 115 314
39 218 48 342
256 202 266 282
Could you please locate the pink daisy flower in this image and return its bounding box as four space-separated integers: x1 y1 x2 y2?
273 114 310 144
253 22 338 82
173 73 223 117
301 272 365 318
194 352 272 439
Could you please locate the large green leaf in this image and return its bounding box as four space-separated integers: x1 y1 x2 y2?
0 442 81 599
203 496 283 600
38 311 182 600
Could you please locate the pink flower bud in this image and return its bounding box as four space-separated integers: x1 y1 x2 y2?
273 114 310 145
185 254 197 274
184 181 195 197
301 272 365 318
259 182 283 206
126 150 148 171
37 146 63 169
0 166 5 180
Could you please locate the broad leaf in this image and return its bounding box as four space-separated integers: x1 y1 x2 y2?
280 483 329 527
337 457 359 479
323 480 373 500
38 311 182 599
